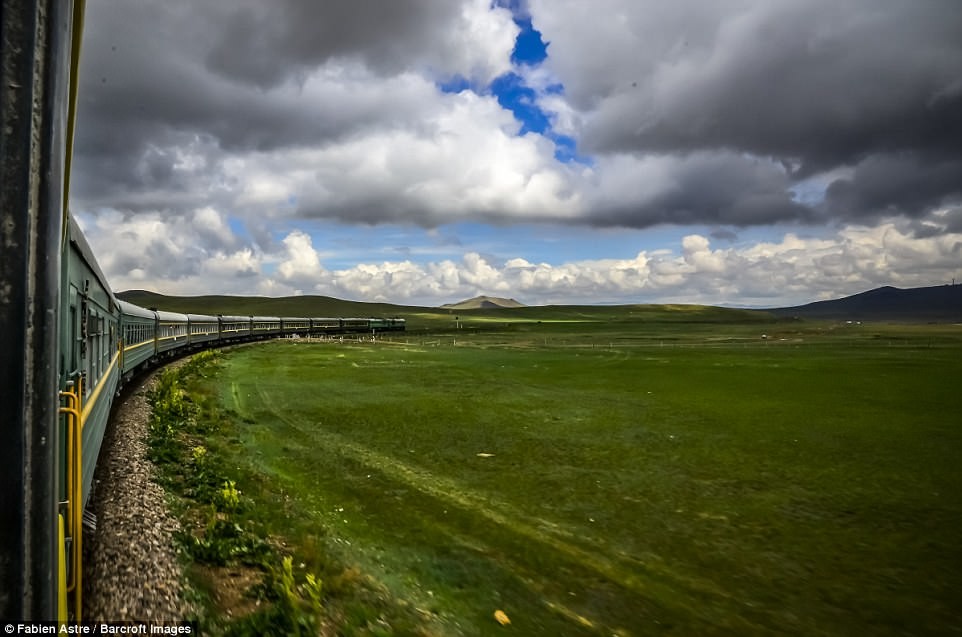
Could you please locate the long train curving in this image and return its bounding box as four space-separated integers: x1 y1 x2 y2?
0 0 403 622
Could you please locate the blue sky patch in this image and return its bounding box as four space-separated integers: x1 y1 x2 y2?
490 72 548 135
485 6 591 165
511 16 548 66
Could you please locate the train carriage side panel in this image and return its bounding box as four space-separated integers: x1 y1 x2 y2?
310 317 342 335
341 317 372 333
63 219 121 511
156 310 189 354
187 313 219 346
281 317 310 335
252 315 281 338
118 300 157 377
219 315 251 342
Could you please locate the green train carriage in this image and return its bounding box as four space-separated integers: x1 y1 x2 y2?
187 313 219 346
58 219 121 619
118 300 157 379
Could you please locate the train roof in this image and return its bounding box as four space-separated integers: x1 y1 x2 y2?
68 216 116 305
155 309 189 321
116 299 155 319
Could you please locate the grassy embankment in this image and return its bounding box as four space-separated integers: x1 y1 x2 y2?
152 311 962 635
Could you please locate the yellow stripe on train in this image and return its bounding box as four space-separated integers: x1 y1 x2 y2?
80 351 118 427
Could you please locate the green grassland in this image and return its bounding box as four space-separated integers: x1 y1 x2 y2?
175 317 962 635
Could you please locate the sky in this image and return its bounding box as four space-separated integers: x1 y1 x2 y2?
70 0 962 307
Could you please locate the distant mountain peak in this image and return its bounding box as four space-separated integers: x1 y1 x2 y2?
771 284 962 322
440 295 526 310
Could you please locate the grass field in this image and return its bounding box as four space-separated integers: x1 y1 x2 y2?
179 318 962 635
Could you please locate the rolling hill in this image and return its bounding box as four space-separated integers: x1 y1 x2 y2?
440 295 526 310
769 285 962 322
117 284 962 326
115 290 415 318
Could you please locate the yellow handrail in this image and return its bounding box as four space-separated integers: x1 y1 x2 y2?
58 514 67 624
58 375 83 621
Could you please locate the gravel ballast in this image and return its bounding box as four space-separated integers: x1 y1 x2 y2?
82 366 196 622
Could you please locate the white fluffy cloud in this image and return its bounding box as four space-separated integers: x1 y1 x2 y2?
284 89 582 224
277 231 327 290
79 208 962 307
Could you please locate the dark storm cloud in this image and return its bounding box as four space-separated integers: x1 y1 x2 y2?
604 187 813 230
75 1 428 156
823 155 962 220
533 0 962 227
558 1 962 169
204 0 463 88
943 208 962 235
72 0 482 216
905 207 962 239
586 152 816 229
71 127 223 214
73 2 221 211
647 169 812 227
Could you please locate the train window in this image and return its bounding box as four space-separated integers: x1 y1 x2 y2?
126 322 149 346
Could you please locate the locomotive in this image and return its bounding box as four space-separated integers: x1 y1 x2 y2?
0 0 402 621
